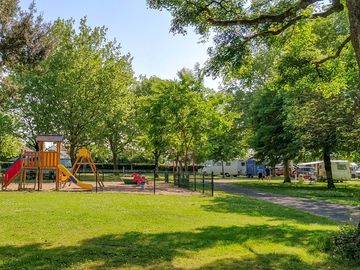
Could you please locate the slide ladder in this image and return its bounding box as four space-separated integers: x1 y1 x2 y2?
2 158 21 189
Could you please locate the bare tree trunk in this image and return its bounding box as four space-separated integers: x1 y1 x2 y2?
109 138 118 172
184 148 188 172
347 0 360 70
112 152 118 172
69 144 76 165
323 146 335 189
153 149 160 174
175 154 179 173
283 159 291 183
221 160 225 179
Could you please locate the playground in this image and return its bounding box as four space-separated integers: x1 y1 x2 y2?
0 135 359 269
1 134 199 196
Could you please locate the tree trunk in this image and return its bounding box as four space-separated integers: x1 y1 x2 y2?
69 144 76 165
153 149 160 174
271 165 276 177
175 154 179 173
346 0 360 106
184 149 188 172
112 152 118 173
347 0 360 70
283 159 291 183
323 146 335 189
221 160 225 179
109 137 118 172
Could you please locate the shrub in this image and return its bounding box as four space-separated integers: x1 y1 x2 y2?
326 224 360 263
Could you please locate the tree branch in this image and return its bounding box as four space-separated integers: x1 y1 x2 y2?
244 15 303 42
314 36 351 65
207 0 321 26
206 0 343 32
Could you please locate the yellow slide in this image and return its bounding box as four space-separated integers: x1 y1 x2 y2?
58 164 93 190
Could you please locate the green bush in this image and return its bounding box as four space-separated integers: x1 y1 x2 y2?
326 225 360 263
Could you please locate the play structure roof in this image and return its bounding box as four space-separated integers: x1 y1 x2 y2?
36 134 64 142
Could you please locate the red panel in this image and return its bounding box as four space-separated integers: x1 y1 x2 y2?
3 159 21 186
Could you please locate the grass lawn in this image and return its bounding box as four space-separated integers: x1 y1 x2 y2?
234 180 360 207
0 192 354 270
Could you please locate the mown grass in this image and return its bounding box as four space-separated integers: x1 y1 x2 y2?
0 192 354 270
235 180 360 206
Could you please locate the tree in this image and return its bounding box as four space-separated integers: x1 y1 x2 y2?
136 77 176 173
247 86 301 183
207 91 244 177
101 89 137 171
147 1 360 91
15 19 134 162
0 0 52 106
136 69 213 173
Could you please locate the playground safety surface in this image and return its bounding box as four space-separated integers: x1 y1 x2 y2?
3 181 198 196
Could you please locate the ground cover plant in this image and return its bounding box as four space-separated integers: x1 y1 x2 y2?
235 180 360 207
0 192 355 270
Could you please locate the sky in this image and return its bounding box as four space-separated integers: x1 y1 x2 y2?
20 0 221 90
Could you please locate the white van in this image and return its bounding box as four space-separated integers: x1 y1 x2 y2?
200 160 246 177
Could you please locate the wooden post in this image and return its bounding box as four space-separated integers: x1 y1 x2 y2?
56 142 61 191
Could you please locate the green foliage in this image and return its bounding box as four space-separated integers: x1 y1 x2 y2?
136 68 217 170
147 1 350 77
326 225 360 264
0 0 52 106
0 112 22 159
247 86 300 167
15 18 134 161
206 91 244 163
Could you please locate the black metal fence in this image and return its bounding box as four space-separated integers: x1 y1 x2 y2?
173 171 214 196
93 170 214 196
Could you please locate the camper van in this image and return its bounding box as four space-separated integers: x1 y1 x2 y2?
200 160 247 177
245 159 266 178
298 160 351 181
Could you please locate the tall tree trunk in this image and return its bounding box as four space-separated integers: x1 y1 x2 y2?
347 0 360 69
153 149 160 174
221 160 225 179
283 159 291 183
69 144 76 165
323 146 335 189
175 154 179 173
271 165 276 177
109 137 118 173
184 148 188 172
112 152 118 172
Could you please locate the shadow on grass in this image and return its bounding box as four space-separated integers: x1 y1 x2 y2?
236 182 360 202
198 255 317 270
203 195 336 225
0 225 338 270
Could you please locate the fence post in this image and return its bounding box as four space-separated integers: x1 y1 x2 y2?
202 173 205 194
211 172 214 197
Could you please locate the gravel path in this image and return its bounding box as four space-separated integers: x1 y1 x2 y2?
216 182 360 224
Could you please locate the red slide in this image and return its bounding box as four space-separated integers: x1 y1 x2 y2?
2 158 21 188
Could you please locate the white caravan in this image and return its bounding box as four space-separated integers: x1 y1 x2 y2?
200 160 247 177
298 160 351 180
